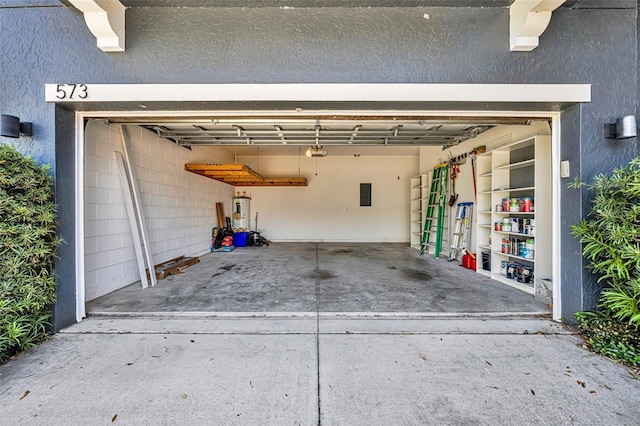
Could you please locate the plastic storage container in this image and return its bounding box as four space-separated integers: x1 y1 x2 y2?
481 251 491 271
232 231 249 247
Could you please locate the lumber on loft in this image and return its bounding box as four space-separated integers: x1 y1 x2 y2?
184 164 308 187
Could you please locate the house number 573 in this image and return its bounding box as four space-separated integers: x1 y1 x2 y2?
55 84 88 100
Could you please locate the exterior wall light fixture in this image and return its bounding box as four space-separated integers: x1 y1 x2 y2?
1 114 33 138
604 115 637 140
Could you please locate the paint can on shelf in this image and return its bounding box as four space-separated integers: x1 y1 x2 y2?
500 261 508 275
517 265 534 284
511 218 520 233
506 263 518 279
501 238 510 254
525 239 534 250
502 198 510 212
519 197 532 212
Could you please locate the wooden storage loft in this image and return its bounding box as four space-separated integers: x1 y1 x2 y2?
185 164 308 187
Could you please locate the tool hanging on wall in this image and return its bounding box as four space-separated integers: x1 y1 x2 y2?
469 150 477 202
448 162 460 207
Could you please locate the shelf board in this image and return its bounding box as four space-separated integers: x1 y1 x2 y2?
476 268 491 278
478 244 491 250
491 186 535 193
492 251 535 263
478 224 492 228
493 230 535 238
492 211 535 215
491 274 535 295
478 211 492 214
495 137 535 153
478 172 492 178
494 159 535 171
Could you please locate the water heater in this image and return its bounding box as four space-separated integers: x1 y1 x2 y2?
232 197 251 230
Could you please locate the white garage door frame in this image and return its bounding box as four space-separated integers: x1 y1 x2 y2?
46 83 591 322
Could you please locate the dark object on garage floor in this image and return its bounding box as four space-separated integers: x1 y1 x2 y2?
248 231 270 247
146 256 200 280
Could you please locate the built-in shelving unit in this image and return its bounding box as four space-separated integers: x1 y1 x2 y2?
475 135 551 294
410 173 431 250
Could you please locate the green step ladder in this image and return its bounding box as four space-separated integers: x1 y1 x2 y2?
420 163 449 257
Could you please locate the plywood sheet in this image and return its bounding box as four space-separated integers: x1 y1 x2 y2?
185 164 307 187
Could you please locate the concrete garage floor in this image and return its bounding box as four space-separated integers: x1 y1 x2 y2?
87 243 548 315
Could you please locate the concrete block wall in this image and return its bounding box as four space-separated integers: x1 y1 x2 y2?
84 122 234 301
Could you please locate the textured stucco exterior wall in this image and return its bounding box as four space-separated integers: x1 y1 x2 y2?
0 3 638 328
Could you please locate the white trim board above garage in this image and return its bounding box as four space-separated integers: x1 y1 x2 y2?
45 83 590 110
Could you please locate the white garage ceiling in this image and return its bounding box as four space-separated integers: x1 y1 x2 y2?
107 115 533 156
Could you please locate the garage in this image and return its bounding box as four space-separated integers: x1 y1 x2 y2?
46 83 589 321
82 116 550 316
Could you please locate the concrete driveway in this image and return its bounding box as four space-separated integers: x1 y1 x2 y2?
1 315 639 425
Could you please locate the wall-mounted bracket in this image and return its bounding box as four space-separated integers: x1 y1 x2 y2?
510 0 565 52
69 0 126 52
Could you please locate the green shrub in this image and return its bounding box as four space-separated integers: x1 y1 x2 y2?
571 156 640 367
570 157 640 327
576 312 640 367
0 144 61 362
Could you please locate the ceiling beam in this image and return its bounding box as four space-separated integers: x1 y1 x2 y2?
510 0 565 52
69 0 126 52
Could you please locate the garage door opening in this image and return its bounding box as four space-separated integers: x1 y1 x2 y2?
80 114 554 318
45 82 590 322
